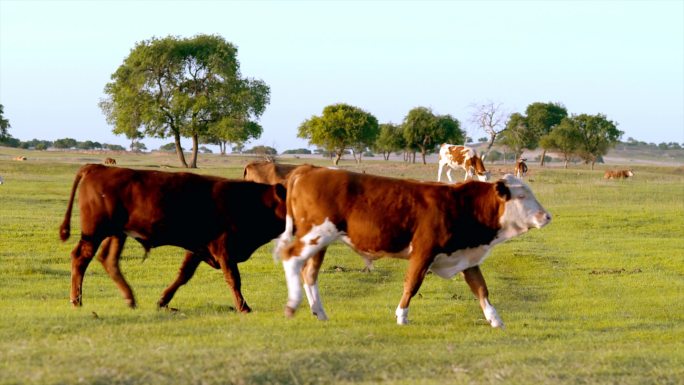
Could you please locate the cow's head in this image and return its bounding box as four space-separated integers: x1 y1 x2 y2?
475 171 491 182
495 174 551 238
626 170 634 177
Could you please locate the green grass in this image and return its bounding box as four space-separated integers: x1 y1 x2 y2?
0 149 683 384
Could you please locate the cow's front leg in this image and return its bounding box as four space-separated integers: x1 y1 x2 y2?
217 257 251 313
462 265 504 329
301 248 327 320
158 251 204 308
396 252 433 325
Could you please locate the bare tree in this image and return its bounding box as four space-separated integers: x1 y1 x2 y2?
469 101 508 160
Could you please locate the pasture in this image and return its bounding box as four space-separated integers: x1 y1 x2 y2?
0 149 682 385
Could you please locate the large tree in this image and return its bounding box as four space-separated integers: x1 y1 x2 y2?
402 107 463 164
469 101 507 160
100 34 269 168
573 113 623 169
525 102 568 166
498 112 536 159
373 123 404 160
0 104 10 140
298 103 379 165
539 117 582 168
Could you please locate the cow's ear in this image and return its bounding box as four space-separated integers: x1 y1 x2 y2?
274 183 287 202
495 180 511 200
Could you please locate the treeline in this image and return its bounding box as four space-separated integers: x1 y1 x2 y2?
0 137 128 151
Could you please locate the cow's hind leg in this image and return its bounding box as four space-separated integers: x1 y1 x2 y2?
157 251 205 308
395 250 434 325
301 248 328 320
97 234 136 308
70 236 101 307
462 265 504 329
282 220 339 318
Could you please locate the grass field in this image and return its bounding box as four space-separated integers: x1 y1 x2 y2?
1 148 683 384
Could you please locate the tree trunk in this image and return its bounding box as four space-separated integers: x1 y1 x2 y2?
540 149 548 167
411 152 416 164
383 151 390 161
334 150 342 165
173 132 188 168
564 158 569 169
420 146 427 165
483 134 497 160
591 160 595 170
189 134 199 168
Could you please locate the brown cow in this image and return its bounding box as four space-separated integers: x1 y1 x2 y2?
604 169 634 179
14 156 27 161
515 158 528 179
60 164 286 312
104 157 116 165
437 144 490 182
276 166 550 327
243 161 300 185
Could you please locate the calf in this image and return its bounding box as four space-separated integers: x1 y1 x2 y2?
604 169 634 179
60 164 286 312
437 144 490 182
104 157 117 165
243 161 300 185
276 166 550 327
515 158 528 179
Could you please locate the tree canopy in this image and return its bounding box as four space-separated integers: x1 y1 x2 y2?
539 118 582 168
573 113 623 169
373 123 404 160
100 34 269 168
402 107 463 164
0 104 11 140
298 103 379 165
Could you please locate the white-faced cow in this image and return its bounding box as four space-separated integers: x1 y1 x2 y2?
604 169 634 179
60 164 286 312
276 166 550 327
437 144 490 182
243 161 301 185
515 158 528 179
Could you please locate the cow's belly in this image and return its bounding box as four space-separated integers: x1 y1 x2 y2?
429 245 492 279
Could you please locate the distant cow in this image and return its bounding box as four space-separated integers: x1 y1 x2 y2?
276 166 551 327
104 157 116 165
437 144 490 182
604 170 634 179
14 156 27 161
515 158 528 179
60 164 287 312
243 161 300 185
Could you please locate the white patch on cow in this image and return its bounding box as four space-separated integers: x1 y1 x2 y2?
483 298 504 329
303 283 328 320
429 245 492 279
282 218 341 316
395 306 409 325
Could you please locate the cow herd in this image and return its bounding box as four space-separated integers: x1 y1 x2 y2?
58 145 634 327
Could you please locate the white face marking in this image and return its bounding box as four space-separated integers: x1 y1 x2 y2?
498 175 551 241
429 245 492 279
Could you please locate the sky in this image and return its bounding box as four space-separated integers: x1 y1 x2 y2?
1 0 683 152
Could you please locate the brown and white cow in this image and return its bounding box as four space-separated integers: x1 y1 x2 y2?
60 164 286 312
276 166 550 327
104 157 116 165
604 169 634 179
243 161 300 185
515 158 528 179
437 144 490 182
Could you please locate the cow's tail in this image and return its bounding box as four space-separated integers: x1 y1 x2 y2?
59 165 89 241
272 169 301 262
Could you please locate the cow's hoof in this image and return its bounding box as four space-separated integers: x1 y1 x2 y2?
70 299 82 308
126 299 137 309
396 317 409 325
239 305 252 314
284 306 296 318
312 311 328 321
490 319 505 329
